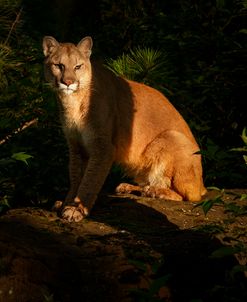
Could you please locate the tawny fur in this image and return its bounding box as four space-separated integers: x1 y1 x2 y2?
43 36 206 222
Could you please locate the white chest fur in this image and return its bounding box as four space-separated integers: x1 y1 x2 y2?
59 92 90 142
61 93 86 127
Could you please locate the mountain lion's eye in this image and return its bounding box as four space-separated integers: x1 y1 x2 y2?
75 64 82 70
54 64 64 70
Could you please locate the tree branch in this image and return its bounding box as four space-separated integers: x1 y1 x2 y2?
0 118 38 145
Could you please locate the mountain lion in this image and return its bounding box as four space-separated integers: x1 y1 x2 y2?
43 36 206 222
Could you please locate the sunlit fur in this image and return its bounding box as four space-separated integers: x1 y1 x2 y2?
43 36 206 222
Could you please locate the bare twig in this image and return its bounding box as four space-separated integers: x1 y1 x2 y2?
0 118 38 145
4 7 23 45
221 13 247 32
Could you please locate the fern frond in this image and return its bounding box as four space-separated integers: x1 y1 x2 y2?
107 53 136 80
106 47 171 87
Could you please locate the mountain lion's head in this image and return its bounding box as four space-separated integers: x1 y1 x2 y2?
43 36 93 95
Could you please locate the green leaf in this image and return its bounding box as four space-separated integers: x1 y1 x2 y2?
0 157 15 167
210 246 242 258
194 197 224 216
239 29 247 34
151 258 165 274
11 152 33 165
0 196 11 214
241 128 247 145
149 274 171 296
207 186 222 191
241 1 247 9
230 147 247 152
0 196 10 208
201 200 215 215
230 265 247 277
216 0 225 8
128 259 147 272
240 194 247 201
195 224 225 234
225 202 247 215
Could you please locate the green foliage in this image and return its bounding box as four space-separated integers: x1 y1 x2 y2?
43 293 55 302
194 224 225 235
195 198 223 216
0 44 17 89
231 128 247 165
0 152 32 213
107 47 172 93
11 152 33 165
240 194 247 201
194 188 225 215
194 188 247 216
129 258 171 302
208 247 247 300
199 137 246 187
0 0 22 90
0 0 21 37
230 264 247 278
0 195 10 215
0 152 32 167
210 243 247 259
225 202 247 215
0 0 68 207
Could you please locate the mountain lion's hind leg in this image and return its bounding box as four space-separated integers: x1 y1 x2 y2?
139 130 204 202
115 182 183 200
142 185 183 201
115 183 143 196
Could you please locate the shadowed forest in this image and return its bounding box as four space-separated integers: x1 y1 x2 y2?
0 0 247 302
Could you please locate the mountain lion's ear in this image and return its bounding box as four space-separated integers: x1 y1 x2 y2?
43 36 59 57
77 36 93 58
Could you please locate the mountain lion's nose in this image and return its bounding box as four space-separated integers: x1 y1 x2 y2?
62 79 74 86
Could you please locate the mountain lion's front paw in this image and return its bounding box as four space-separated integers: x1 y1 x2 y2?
62 204 89 222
